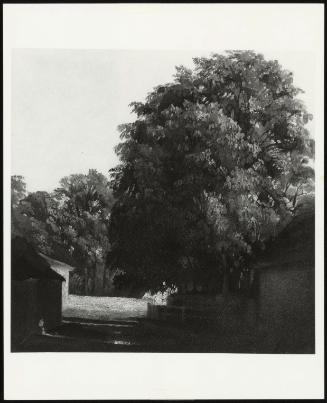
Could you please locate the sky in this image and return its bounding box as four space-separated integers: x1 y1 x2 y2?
12 49 315 193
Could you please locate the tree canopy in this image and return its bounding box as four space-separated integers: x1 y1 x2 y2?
11 175 27 208
53 169 114 293
108 50 314 292
11 170 115 295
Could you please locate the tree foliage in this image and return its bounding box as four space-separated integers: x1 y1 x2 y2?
108 50 314 292
53 170 114 293
11 170 115 295
11 175 27 208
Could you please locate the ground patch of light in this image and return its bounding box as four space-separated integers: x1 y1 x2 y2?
112 340 134 345
62 320 134 328
63 295 148 321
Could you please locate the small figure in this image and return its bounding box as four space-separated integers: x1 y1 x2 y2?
38 318 46 335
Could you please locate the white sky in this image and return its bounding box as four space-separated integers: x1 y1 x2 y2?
12 49 315 193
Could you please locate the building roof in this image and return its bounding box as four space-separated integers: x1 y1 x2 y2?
11 236 65 282
253 211 314 271
40 254 75 272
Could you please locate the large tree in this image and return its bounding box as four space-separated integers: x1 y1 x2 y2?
108 50 314 292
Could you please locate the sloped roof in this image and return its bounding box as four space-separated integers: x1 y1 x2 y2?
11 236 65 282
40 254 75 272
254 211 314 271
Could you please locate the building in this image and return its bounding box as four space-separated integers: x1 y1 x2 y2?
148 208 315 353
251 209 315 353
11 237 65 349
40 254 75 309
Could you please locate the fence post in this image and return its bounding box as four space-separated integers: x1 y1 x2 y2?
181 306 186 322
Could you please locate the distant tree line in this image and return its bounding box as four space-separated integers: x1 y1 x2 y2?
11 170 115 295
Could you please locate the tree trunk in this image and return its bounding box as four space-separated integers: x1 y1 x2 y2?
95 261 105 296
222 253 230 297
222 270 230 297
102 267 106 294
84 266 88 295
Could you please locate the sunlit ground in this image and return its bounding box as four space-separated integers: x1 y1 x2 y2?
63 295 149 321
